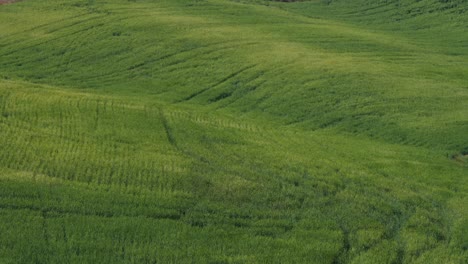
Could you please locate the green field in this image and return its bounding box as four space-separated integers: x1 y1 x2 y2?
0 0 467 263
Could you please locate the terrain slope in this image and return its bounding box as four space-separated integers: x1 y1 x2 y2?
0 0 467 263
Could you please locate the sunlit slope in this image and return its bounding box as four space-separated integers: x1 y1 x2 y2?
1 80 466 263
0 0 467 263
1 0 467 151
265 0 468 54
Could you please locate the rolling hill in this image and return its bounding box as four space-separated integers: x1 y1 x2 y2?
0 0 467 263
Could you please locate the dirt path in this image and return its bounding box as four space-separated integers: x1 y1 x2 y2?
0 0 21 4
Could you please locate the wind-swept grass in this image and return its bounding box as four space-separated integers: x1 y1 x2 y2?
0 0 467 263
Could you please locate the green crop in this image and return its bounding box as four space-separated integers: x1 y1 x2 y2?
0 0 466 263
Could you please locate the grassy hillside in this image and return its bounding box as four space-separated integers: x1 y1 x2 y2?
0 0 467 263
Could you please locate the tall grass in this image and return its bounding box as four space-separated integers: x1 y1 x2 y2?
0 0 467 263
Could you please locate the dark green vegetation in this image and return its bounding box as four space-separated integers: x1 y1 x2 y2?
0 0 467 263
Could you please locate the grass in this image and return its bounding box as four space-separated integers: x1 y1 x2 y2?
0 0 467 263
